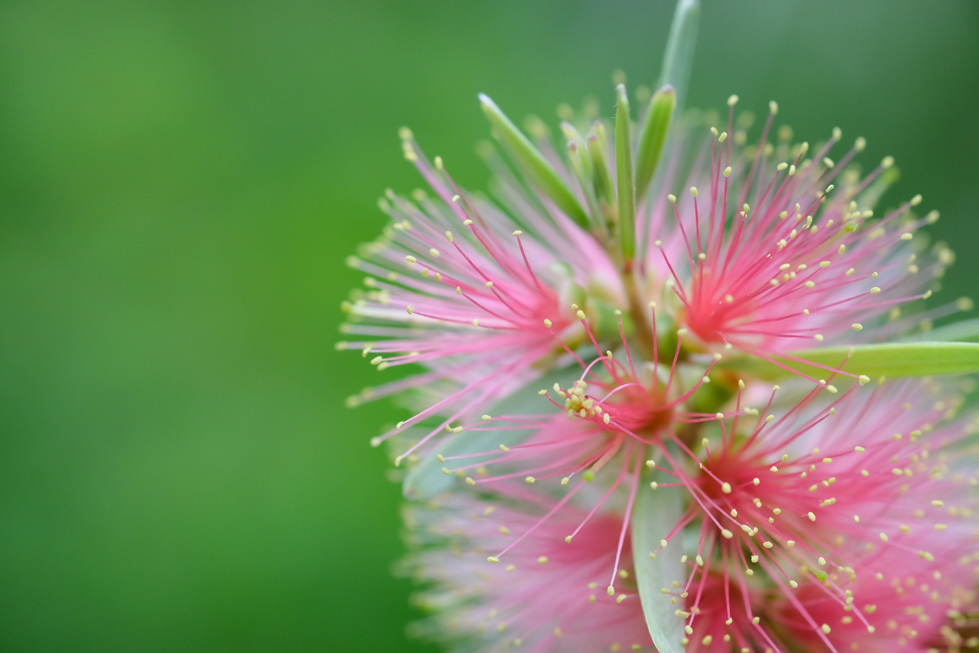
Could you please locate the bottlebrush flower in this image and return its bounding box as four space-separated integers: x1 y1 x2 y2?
773 542 979 652
644 98 957 381
646 380 979 651
341 83 959 468
402 484 651 652
342 3 979 651
434 310 736 561
340 128 625 464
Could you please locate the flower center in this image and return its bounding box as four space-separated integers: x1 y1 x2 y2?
563 378 675 435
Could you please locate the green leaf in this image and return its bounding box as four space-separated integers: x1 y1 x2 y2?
657 0 700 112
560 122 592 177
586 127 615 208
632 478 686 653
479 93 590 229
562 122 604 234
718 341 979 381
634 85 676 203
615 84 636 263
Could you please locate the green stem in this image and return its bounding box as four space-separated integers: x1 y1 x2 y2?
623 269 657 361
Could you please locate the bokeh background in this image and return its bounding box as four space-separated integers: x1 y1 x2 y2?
1 0 977 651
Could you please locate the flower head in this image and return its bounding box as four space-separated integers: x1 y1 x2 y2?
430 307 753 579
649 380 979 650
403 485 651 652
344 85 961 473
645 100 957 380
341 130 624 463
342 4 979 650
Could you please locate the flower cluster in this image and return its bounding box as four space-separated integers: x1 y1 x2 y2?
340 6 979 651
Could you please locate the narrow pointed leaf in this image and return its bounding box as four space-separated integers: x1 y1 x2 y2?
479 93 590 228
657 0 700 111
635 85 676 202
560 121 592 177
566 141 604 234
615 84 636 262
561 121 605 233
632 480 685 653
586 129 614 206
717 341 979 382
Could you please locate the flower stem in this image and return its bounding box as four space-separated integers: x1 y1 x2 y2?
624 269 657 361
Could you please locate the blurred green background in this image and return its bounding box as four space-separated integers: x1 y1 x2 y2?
1 0 977 651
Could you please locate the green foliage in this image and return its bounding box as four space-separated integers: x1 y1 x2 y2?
719 342 979 381
632 474 685 653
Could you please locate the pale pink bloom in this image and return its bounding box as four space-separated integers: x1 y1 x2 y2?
672 571 781 651
340 130 621 463
403 485 650 652
645 100 957 380
775 542 978 652
650 380 979 651
342 92 960 468
439 312 741 572
344 87 976 652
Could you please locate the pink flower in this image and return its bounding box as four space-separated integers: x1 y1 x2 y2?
341 35 979 648
646 99 956 380
774 542 978 651
649 380 979 651
403 484 651 652
342 87 964 471
437 311 737 563
340 129 623 464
